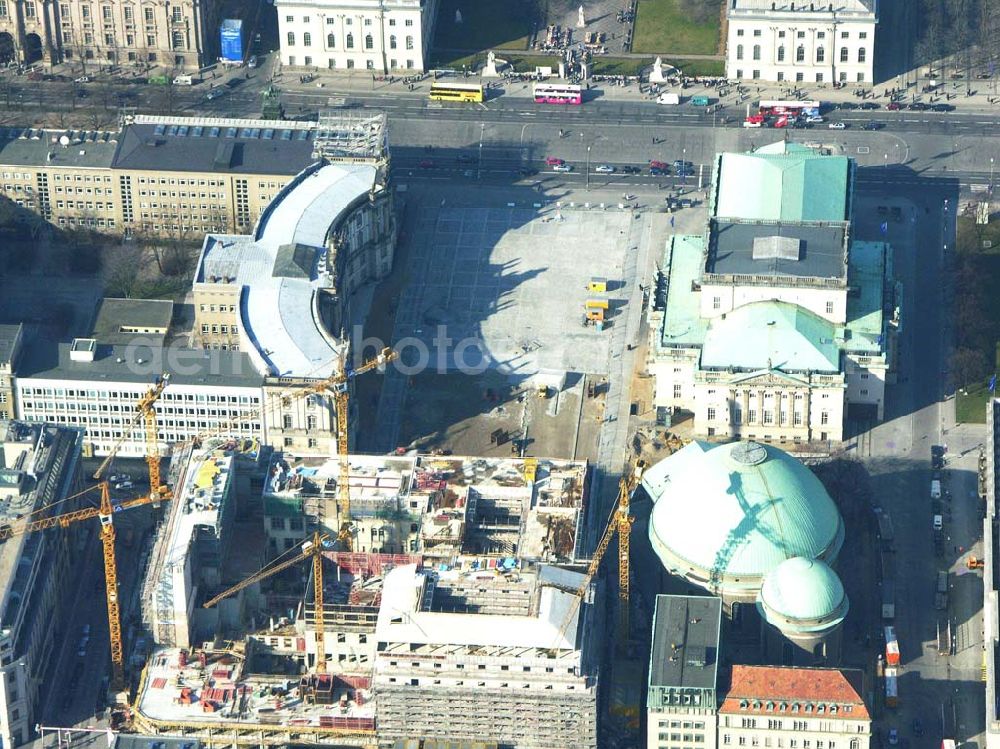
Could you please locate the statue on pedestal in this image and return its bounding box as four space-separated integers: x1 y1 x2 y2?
578 4 586 27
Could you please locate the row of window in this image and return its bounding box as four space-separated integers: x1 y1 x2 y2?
56 216 115 228
200 304 238 313
659 722 708 730
21 387 258 404
286 14 414 27
287 55 417 70
657 734 706 744
735 44 866 64
200 323 239 335
736 28 868 40
736 69 866 82
722 736 860 749
287 31 414 50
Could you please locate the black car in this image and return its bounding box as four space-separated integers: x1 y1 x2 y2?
931 444 946 468
516 167 537 177
911 719 923 736
621 165 642 174
860 101 881 110
650 167 666 176
673 159 694 170
908 102 929 111
862 120 883 130
932 102 955 112
838 102 858 110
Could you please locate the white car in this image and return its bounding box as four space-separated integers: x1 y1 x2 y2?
828 121 847 129
552 164 573 172
594 164 616 174
806 115 824 123
114 480 133 491
74 76 89 83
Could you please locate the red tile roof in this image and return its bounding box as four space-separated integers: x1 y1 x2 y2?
719 665 870 720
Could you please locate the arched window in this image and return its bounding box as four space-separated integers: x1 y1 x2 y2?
346 32 354 48
752 44 761 60
303 32 311 47
286 31 295 46
327 33 335 48
736 44 743 60
776 45 784 62
816 46 825 62
389 34 396 49
171 30 184 50
795 45 805 62
858 47 866 63
840 46 848 62
364 33 373 49
405 35 413 50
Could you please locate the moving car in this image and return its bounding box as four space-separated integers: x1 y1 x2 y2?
911 719 923 736
828 121 847 129
862 120 884 130
806 115 825 123
552 163 573 172
888 729 899 746
544 156 565 166
114 480 133 490
248 55 258 68
418 159 434 168
594 164 615 174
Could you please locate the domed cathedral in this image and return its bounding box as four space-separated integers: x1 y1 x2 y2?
643 439 849 665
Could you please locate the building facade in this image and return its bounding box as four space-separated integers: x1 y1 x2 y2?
0 421 84 747
647 595 722 749
718 665 871 749
0 0 219 70
275 0 438 72
0 325 23 420
648 142 899 445
725 0 877 84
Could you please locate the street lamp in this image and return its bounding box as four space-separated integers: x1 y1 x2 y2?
991 156 995 194
884 152 888 168
586 144 592 190
477 122 485 180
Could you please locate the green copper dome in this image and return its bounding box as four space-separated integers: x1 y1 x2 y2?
645 441 844 600
758 557 849 631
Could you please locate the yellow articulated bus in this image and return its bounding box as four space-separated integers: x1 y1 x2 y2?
428 82 484 103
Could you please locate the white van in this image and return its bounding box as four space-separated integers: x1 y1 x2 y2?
931 479 942 499
173 74 194 85
657 93 680 105
933 514 943 531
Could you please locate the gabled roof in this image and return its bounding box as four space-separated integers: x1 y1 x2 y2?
714 144 850 222
701 301 841 373
720 665 869 720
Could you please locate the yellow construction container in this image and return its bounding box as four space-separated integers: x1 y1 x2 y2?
586 308 605 322
588 277 608 293
585 298 609 310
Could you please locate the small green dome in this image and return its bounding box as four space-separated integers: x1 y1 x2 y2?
759 557 849 629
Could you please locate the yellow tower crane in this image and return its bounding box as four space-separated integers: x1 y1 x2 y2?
555 459 644 646
203 532 331 672
1 481 167 690
304 347 397 550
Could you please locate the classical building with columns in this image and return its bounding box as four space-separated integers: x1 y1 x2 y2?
724 0 877 84
275 0 439 72
0 0 220 69
647 142 900 445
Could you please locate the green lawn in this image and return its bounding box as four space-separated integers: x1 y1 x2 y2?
433 0 534 52
632 0 722 56
956 382 991 424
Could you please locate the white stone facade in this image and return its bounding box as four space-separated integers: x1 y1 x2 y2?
276 0 439 72
725 0 877 84
718 711 871 749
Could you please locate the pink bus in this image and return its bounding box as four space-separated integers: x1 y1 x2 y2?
533 83 583 105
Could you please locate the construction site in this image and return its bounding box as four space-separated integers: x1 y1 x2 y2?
126 446 602 746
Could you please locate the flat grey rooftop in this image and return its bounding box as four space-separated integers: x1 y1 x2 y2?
17 337 262 389
706 218 847 280
649 594 722 689
111 118 318 176
0 127 118 169
92 298 173 344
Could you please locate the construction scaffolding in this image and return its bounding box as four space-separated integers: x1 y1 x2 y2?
311 111 387 164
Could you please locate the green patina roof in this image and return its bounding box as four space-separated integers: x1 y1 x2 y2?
758 556 849 628
844 240 889 353
714 142 850 222
701 300 841 373
646 441 844 580
659 234 710 348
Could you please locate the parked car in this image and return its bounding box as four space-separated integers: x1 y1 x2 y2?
247 55 258 68
860 101 881 110
886 101 902 110
649 167 666 176
932 102 955 112
114 480 133 490
206 88 224 100
517 167 537 177
648 160 669 170
552 163 573 172
418 159 434 168
594 164 615 174
621 165 641 174
828 121 848 129
544 156 565 166
909 102 930 111
672 159 693 170
837 102 858 110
